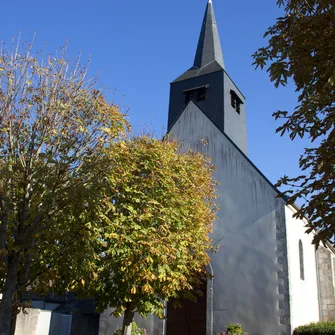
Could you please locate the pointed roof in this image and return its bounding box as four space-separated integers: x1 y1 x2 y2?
172 0 224 83
194 0 224 69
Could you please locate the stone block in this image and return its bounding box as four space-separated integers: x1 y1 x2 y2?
277 256 286 265
278 300 289 311
278 284 288 294
277 271 285 279
280 316 289 325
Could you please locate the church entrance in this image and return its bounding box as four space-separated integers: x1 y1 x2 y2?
166 281 207 335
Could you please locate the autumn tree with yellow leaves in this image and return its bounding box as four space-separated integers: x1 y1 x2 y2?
0 40 218 335
0 41 128 335
76 137 218 335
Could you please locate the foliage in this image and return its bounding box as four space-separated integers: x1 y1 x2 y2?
293 321 335 334
0 39 128 334
217 323 248 335
79 136 218 322
252 0 335 246
227 323 243 334
114 322 147 335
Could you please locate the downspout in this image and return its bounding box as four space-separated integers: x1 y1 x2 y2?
162 302 167 335
206 262 214 335
315 247 323 320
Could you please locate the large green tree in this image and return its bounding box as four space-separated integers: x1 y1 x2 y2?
73 137 218 335
253 0 335 246
0 41 128 335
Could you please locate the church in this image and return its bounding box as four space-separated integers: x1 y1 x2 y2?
100 1 335 335
13 1 334 335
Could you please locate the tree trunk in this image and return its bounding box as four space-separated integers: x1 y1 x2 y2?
9 310 17 335
0 257 19 335
9 295 19 335
122 308 135 335
0 287 15 335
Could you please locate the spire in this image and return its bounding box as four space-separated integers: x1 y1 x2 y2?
193 0 224 69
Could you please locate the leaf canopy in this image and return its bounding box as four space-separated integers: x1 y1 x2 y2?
77 137 218 318
0 40 128 302
253 0 335 246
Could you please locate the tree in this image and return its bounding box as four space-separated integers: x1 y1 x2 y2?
252 0 335 246
74 137 218 335
0 40 128 335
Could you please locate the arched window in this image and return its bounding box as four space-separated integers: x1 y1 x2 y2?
299 240 305 280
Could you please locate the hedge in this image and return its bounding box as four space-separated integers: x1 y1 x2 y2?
293 321 335 335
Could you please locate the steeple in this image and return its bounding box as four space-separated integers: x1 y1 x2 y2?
172 0 224 83
193 0 224 69
168 0 247 155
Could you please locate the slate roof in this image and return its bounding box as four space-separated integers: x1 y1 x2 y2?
172 61 223 83
53 298 97 315
22 292 98 315
172 0 224 83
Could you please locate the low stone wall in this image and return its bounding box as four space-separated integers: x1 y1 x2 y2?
15 308 51 335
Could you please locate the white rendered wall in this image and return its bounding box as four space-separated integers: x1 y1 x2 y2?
15 309 51 335
35 311 52 335
285 205 319 331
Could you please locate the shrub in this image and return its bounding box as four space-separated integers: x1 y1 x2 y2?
217 323 248 335
227 324 243 334
293 321 335 335
113 321 147 335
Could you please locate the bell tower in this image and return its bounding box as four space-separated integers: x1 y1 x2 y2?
167 0 247 155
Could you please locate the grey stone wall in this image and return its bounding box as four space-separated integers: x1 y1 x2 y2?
276 207 291 335
317 246 335 321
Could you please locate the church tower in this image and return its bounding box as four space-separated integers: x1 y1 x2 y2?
168 0 247 155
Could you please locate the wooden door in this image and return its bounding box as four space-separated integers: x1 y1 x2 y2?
166 282 207 335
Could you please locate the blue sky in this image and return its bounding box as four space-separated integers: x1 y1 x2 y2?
1 0 309 188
